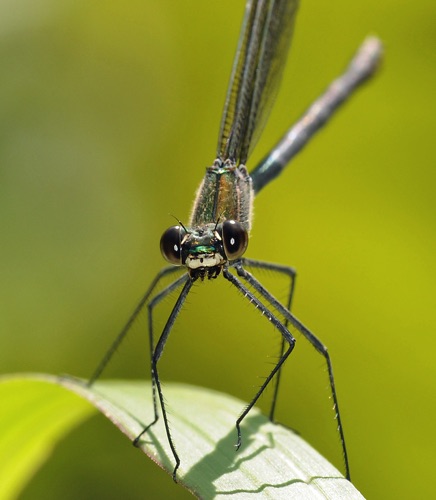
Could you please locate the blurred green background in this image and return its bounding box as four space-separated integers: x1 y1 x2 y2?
1 0 435 498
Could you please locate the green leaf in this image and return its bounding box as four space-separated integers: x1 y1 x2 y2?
1 374 365 499
0 374 95 500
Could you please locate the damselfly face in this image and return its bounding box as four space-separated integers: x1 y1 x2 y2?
160 219 248 281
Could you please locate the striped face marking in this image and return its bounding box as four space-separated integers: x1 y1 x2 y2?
185 252 225 270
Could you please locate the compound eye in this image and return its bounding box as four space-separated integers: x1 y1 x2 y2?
222 220 248 260
160 225 185 265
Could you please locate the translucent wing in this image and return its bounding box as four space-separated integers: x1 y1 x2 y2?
217 0 299 165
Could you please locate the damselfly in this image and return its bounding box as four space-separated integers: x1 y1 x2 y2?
89 0 382 482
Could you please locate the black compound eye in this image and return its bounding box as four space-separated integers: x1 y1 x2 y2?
222 220 248 260
160 225 185 265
